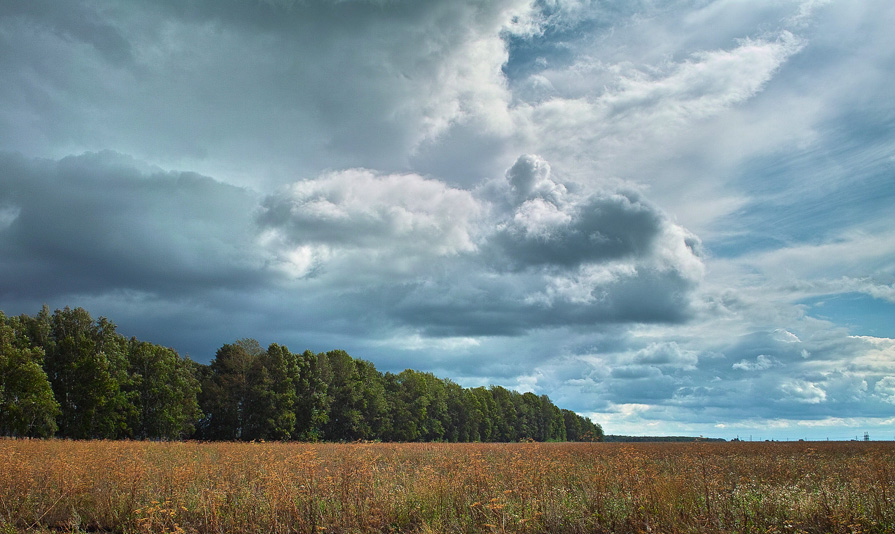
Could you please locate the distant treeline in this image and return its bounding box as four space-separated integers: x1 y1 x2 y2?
604 435 725 443
1 306 603 442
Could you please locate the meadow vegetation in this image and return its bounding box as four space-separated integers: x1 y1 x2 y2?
1 439 892 533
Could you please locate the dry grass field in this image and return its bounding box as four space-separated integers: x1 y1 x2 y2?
1 439 893 533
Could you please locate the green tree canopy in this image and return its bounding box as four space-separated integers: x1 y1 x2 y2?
124 338 201 440
196 339 263 440
0 312 59 437
38 307 129 438
2 306 605 443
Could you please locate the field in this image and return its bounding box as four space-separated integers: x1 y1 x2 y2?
1 440 893 533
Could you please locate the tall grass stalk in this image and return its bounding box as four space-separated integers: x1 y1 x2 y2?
1 440 892 533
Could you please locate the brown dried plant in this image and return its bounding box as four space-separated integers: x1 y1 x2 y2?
0 439 892 533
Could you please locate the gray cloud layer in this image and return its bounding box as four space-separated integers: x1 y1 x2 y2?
0 151 262 298
0 150 701 335
0 0 525 186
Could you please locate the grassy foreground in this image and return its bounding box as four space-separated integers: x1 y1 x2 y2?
1 439 893 533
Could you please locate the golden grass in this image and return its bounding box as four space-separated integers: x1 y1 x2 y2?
1 439 892 533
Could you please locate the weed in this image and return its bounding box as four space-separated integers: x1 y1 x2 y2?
0 439 892 533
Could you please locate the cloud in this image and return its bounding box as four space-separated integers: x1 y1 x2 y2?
489 155 702 276
505 154 564 205
1 0 133 65
632 342 698 369
874 377 895 404
733 354 780 372
395 154 705 335
704 231 895 338
0 0 528 185
492 190 666 269
513 22 805 178
779 379 827 404
0 151 263 300
789 277 895 303
255 152 707 337
0 150 705 346
600 32 803 123
257 169 481 278
0 205 20 230
819 371 868 403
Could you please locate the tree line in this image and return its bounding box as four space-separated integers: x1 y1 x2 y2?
1 306 603 442
602 435 725 443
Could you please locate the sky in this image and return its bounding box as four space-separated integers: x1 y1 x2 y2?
1 0 893 441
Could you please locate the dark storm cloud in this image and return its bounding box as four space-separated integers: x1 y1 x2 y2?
0 0 133 65
490 191 664 268
385 268 696 337
0 150 704 347
0 151 264 299
0 0 525 183
608 372 678 403
250 154 705 337
486 155 684 270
